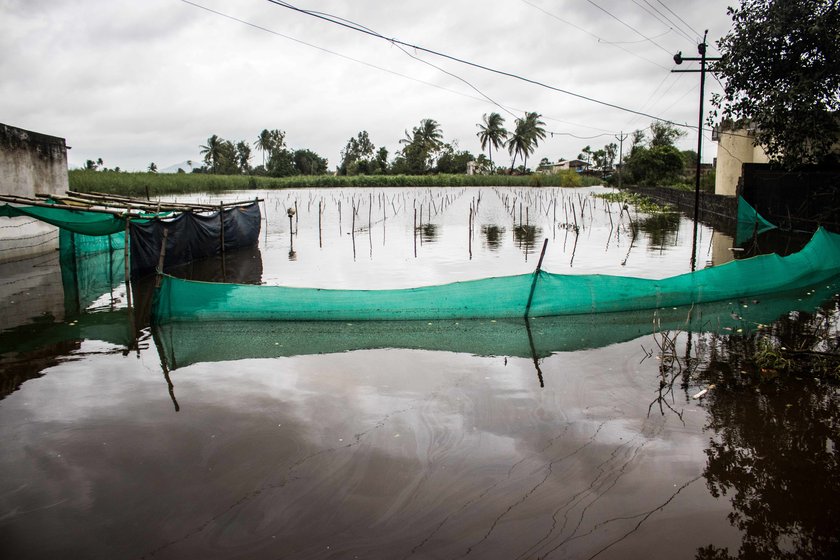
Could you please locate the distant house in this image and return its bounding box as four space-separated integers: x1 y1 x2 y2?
538 159 589 174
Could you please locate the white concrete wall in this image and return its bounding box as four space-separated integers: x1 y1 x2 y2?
0 123 68 262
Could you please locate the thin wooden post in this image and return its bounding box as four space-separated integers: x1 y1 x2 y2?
524 238 549 318
124 216 132 310
155 228 169 288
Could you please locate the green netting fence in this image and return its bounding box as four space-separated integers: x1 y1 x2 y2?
152 227 840 324
153 277 840 369
736 195 777 244
0 203 137 236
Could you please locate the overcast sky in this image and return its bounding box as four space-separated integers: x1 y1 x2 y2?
1 0 736 172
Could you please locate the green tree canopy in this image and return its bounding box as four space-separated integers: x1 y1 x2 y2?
398 118 444 174
623 122 686 186
712 0 840 165
476 112 508 170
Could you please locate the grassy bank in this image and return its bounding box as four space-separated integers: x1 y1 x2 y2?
69 170 601 196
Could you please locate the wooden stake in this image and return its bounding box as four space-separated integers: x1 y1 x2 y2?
524 238 549 318
124 216 132 310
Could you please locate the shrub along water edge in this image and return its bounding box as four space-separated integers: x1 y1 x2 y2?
68 170 600 197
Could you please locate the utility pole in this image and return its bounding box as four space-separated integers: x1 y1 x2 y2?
673 30 720 271
614 131 627 189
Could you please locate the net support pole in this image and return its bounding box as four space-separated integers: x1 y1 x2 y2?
524 238 549 318
155 228 169 289
124 216 132 311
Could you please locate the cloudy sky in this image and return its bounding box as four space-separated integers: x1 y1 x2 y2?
1 0 735 172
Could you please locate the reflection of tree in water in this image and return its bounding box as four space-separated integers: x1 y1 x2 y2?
513 224 542 254
420 223 438 243
692 306 840 559
481 224 506 251
634 212 681 249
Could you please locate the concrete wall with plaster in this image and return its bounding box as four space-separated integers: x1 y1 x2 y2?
0 123 68 262
714 128 769 197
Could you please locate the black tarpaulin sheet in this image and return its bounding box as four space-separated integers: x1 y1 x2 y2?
130 203 261 277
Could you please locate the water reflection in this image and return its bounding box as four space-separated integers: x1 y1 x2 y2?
481 224 506 250
420 222 439 243
692 304 840 559
635 212 682 250
514 224 541 254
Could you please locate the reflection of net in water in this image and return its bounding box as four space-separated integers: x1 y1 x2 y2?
152 228 840 324
154 278 840 370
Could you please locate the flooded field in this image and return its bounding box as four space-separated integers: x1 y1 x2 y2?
1 186 838 559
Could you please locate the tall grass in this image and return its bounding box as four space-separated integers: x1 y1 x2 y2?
69 170 598 196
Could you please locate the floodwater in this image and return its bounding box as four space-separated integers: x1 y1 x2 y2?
1 186 838 559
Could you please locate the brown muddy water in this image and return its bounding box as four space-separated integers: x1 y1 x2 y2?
1 186 838 559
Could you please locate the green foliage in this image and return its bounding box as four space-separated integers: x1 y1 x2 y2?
507 111 546 171
339 131 386 175
594 192 671 213
397 118 445 174
476 112 508 170
712 0 840 165
435 144 475 174
649 121 685 148
624 145 685 187
622 122 689 187
293 149 328 175
68 169 592 196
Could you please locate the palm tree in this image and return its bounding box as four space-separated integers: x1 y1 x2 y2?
476 113 508 171
254 129 273 167
507 118 530 172
521 112 546 170
200 134 222 174
508 112 546 172
400 118 444 171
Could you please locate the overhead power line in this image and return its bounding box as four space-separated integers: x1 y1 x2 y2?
656 0 703 40
632 0 696 44
262 0 697 130
584 0 673 55
519 0 670 70
179 0 622 140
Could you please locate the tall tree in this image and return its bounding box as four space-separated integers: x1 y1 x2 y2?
200 134 223 174
508 112 546 171
507 118 530 172
476 112 508 170
236 141 252 174
254 129 273 167
649 122 685 148
712 0 840 165
399 118 444 173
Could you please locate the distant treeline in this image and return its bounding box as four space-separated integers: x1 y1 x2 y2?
69 169 598 196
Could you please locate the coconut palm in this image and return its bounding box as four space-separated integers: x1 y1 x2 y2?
507 112 546 172
507 118 530 172
476 112 508 171
200 134 223 174
399 118 444 171
254 129 273 167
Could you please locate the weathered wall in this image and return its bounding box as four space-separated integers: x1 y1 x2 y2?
714 128 769 196
0 123 68 262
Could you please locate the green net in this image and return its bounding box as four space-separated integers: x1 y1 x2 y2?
0 204 135 236
59 235 126 313
736 195 777 244
154 278 840 369
152 227 840 324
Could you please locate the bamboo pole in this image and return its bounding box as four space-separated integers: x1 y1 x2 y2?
124 216 132 310
524 238 549 318
155 228 169 288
